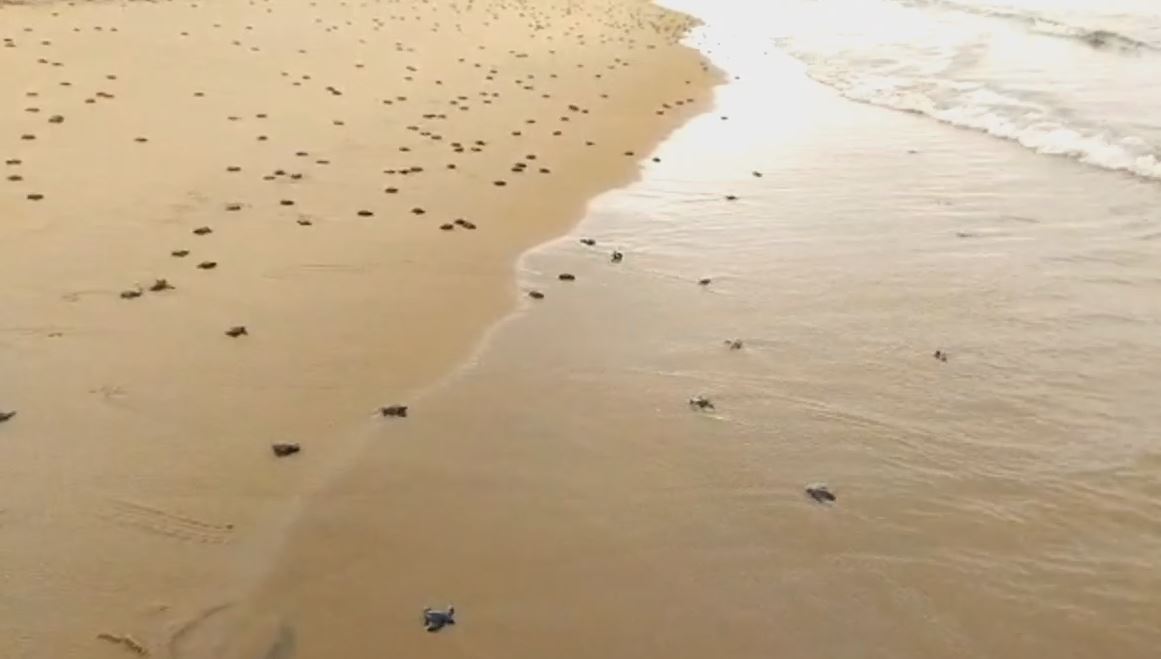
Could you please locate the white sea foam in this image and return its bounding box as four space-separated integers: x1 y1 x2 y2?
801 62 1161 181
897 0 1161 51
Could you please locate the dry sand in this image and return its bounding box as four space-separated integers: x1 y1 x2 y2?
0 0 716 656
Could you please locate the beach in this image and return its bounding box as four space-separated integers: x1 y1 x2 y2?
5 0 1161 657
0 0 714 656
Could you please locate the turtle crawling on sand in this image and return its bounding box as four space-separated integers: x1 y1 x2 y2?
271 442 301 458
380 404 408 418
688 395 715 411
805 484 836 504
0 410 16 423
423 606 455 633
610 250 623 263
724 339 744 350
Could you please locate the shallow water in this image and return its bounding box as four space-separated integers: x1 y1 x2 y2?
678 0 1161 180
203 1 1161 657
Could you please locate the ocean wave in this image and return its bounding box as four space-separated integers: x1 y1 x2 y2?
896 0 1160 53
802 66 1161 181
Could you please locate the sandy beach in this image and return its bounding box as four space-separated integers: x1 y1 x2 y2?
6 0 1161 657
0 0 714 656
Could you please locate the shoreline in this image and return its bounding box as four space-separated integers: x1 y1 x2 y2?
0 0 720 656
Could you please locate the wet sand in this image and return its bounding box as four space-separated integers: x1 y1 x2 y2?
201 7 1161 659
0 0 715 656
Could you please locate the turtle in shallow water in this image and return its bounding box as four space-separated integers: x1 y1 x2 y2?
805 484 836 504
0 410 16 423
579 238 596 247
528 290 545 300
422 606 455 632
697 278 712 286
688 395 715 411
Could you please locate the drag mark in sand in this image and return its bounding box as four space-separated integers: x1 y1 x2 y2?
98 499 235 545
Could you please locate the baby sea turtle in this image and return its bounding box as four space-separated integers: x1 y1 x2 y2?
193 226 213 235
725 195 738 201
380 404 408 418
688 395 715 411
528 290 545 300
0 410 17 423
579 238 596 247
297 218 313 226
271 442 301 458
197 261 218 270
933 350 949 362
225 326 248 338
357 210 374 217
558 273 575 281
171 249 190 258
805 484 836 504
149 279 174 292
610 250 623 263
697 278 712 286
724 339 743 350
439 223 455 231
422 606 456 633
120 288 143 300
